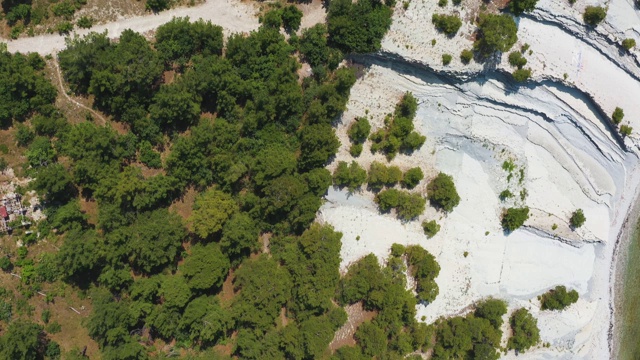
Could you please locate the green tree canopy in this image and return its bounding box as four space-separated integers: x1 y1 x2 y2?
190 188 238 239
474 14 518 56
540 285 579 311
182 243 230 291
502 207 530 231
507 308 540 352
154 17 224 65
427 172 460 212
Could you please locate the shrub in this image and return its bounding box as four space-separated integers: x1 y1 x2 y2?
146 0 171 12
405 245 440 302
333 161 367 191
508 308 540 352
583 6 607 26
375 189 426 220
349 143 363 157
427 173 460 212
512 68 531 82
508 51 527 68
402 167 424 189
499 189 514 200
422 220 440 238
509 0 539 15
348 117 371 144
569 209 586 228
622 38 636 50
438 0 448 6
281 5 303 32
77 16 94 29
432 14 462 36
56 21 74 35
368 161 402 191
460 49 473 64
52 1 76 20
612 107 624 125
0 257 11 271
621 124 633 137
475 298 507 328
474 14 518 56
442 54 452 65
502 207 529 231
540 285 579 310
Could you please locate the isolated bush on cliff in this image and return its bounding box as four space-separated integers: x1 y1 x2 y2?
569 209 586 228
427 173 460 212
474 14 518 56
539 285 579 311
622 38 636 51
508 308 540 352
583 6 607 26
432 14 462 36
509 0 539 16
612 107 624 125
502 207 529 231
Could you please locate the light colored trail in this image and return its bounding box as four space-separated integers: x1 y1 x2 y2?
51 58 107 125
3 0 260 55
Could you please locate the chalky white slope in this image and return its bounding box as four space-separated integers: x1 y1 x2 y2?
320 6 640 353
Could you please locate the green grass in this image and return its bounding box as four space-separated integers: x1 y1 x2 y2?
618 220 640 360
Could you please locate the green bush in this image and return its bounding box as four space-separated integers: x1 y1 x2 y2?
56 21 74 35
621 124 633 137
281 5 303 32
76 16 94 29
583 6 607 26
349 143 363 157
368 161 402 191
438 0 448 6
622 38 636 51
348 117 371 144
540 285 579 310
402 167 424 189
52 1 76 20
422 220 440 238
146 0 171 12
427 173 460 212
460 49 473 64
508 308 540 352
375 189 426 220
502 207 529 231
333 161 367 191
612 107 624 125
474 14 518 56
405 245 440 302
327 0 393 54
442 54 452 65
512 68 531 82
499 189 514 200
432 14 462 36
508 51 527 68
369 93 425 159
569 209 586 228
509 0 539 15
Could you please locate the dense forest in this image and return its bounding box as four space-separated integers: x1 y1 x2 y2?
0 1 546 358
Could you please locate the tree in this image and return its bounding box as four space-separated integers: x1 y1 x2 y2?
509 0 539 15
281 5 303 32
355 322 387 357
333 161 367 191
190 188 238 239
422 220 440 238
583 6 607 26
327 0 393 54
508 308 540 352
406 245 440 302
0 321 46 360
161 275 192 309
622 38 636 51
502 207 529 231
474 298 507 328
348 117 371 144
182 243 230 291
540 285 579 311
427 173 460 212
56 229 105 286
460 49 473 64
146 0 170 12
512 68 531 82
612 107 624 125
221 212 260 262
32 164 74 204
149 82 202 130
178 296 231 346
474 14 518 56
299 124 340 171
620 124 633 137
569 209 586 228
403 167 424 189
155 17 224 64
432 14 462 36
300 24 332 68
108 209 186 274
508 51 527 68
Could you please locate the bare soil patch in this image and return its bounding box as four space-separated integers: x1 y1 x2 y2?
329 302 377 352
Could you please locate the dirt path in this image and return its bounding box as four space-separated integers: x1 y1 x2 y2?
4 0 260 55
51 58 107 125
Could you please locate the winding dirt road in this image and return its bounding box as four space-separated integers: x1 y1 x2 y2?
3 0 260 55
